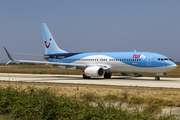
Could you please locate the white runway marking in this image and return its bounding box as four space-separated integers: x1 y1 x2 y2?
0 73 180 88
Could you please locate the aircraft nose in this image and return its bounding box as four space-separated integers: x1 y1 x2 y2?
166 61 177 72
166 62 177 71
172 63 177 68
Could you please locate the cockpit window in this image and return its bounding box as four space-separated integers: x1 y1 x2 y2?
158 58 164 61
169 58 174 62
157 58 174 62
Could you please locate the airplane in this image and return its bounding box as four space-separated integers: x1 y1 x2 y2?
4 23 177 80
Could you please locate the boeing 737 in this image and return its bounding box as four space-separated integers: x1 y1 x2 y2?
4 23 177 80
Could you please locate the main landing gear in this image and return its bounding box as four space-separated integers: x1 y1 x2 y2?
83 74 90 79
104 73 111 79
155 76 160 80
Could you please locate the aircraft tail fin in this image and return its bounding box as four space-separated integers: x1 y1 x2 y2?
41 23 68 55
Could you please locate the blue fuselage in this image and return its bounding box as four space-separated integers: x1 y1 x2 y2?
44 52 176 74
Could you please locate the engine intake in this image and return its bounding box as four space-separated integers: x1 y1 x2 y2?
84 66 105 77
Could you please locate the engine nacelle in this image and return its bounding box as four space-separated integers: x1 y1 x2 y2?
84 66 105 77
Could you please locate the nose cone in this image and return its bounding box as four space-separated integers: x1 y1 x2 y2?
165 61 177 72
169 63 177 69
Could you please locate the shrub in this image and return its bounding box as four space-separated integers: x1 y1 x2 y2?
146 98 174 106
0 86 177 120
122 91 129 101
104 94 118 101
143 104 162 114
129 97 145 104
129 97 175 107
80 92 96 102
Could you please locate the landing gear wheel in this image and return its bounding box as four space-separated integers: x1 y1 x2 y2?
155 76 160 80
104 73 111 79
83 74 90 79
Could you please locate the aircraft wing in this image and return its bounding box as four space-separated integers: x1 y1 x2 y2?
4 47 86 67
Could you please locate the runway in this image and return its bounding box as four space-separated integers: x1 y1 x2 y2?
0 73 180 88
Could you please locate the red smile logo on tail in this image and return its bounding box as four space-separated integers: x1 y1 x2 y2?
44 38 52 48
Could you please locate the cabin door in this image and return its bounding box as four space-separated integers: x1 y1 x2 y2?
147 56 152 66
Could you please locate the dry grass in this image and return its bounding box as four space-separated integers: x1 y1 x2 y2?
1 81 180 107
0 64 83 75
0 63 180 107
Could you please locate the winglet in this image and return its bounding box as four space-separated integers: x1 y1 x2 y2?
4 47 15 65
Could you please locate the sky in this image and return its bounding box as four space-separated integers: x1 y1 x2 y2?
1 1 180 63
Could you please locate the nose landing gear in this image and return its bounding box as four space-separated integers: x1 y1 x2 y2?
155 76 160 80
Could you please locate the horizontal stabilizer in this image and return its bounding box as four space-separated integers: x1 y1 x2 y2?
15 52 49 58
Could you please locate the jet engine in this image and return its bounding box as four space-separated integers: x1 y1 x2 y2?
84 66 105 77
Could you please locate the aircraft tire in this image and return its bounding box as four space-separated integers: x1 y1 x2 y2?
83 74 90 79
155 76 160 80
104 73 111 79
